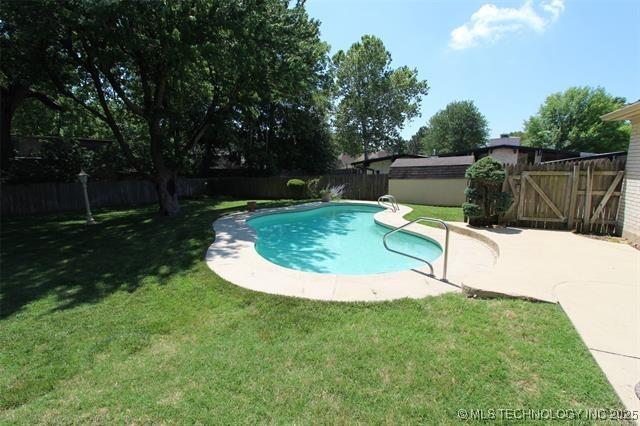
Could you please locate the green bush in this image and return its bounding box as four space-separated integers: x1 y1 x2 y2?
463 157 511 227
306 178 321 198
286 178 307 199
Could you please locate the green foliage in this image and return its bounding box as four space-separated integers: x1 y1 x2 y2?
239 101 336 175
523 86 630 152
406 126 428 155
465 156 506 183
12 98 112 141
333 35 428 157
463 157 511 226
416 100 489 155
490 191 512 215
463 186 479 199
3 0 330 213
7 139 129 183
306 178 321 198
462 202 483 218
286 178 307 199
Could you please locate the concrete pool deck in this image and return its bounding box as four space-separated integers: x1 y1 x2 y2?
206 201 496 301
448 223 639 414
206 200 639 412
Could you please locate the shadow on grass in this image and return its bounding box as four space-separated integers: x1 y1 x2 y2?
0 197 303 319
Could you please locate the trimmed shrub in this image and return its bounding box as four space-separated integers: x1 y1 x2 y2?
306 178 321 198
463 157 511 226
286 178 306 199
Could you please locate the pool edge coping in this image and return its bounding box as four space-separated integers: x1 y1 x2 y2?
205 200 498 302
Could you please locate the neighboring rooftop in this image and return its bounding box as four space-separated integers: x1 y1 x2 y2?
351 151 426 165
440 144 579 158
489 135 521 147
600 100 640 121
391 155 475 168
389 155 474 179
542 151 627 164
336 153 357 169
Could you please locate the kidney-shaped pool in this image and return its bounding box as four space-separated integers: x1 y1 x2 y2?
247 204 442 275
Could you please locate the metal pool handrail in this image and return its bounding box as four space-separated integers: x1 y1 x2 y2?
377 194 399 212
382 217 450 281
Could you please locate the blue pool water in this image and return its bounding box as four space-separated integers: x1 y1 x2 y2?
247 204 442 275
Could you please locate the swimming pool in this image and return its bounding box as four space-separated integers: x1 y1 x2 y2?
247 204 442 275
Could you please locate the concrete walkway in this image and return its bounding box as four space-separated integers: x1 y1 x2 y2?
206 201 640 412
453 223 640 414
556 282 640 414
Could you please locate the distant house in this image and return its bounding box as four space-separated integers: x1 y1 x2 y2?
388 155 474 206
601 100 640 243
441 134 580 165
335 153 357 170
348 151 427 174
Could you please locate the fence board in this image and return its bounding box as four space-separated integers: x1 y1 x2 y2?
205 174 389 202
502 158 626 234
1 178 209 216
1 174 390 216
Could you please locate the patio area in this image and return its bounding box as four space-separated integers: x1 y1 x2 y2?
207 200 640 412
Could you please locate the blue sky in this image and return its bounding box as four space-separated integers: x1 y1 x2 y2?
306 0 640 139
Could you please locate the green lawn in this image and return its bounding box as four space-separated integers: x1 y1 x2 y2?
404 204 465 223
0 198 622 423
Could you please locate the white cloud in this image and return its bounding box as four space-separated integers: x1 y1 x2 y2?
542 0 565 22
449 0 564 50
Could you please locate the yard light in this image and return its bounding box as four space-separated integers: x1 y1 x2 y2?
77 170 96 224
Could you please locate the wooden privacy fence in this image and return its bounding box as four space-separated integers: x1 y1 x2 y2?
501 158 626 233
206 174 389 201
1 178 207 216
1 174 388 216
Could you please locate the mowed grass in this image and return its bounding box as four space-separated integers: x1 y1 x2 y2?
404 204 465 223
0 198 623 423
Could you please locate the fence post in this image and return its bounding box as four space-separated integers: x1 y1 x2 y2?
567 164 580 230
517 171 527 220
583 165 593 230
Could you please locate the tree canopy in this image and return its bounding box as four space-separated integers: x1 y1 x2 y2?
523 86 630 153
332 35 428 159
2 0 330 214
414 100 489 155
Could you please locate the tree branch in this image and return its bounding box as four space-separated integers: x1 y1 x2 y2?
25 90 65 112
98 64 145 116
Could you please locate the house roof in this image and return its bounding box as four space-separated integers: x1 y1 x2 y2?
542 151 627 164
350 151 426 166
440 144 579 158
391 155 475 168
389 155 474 179
336 153 357 168
600 101 640 121
488 136 521 147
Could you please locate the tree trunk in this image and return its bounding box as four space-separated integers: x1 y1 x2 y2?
154 170 180 216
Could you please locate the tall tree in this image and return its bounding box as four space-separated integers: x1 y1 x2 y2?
332 35 428 159
0 12 65 173
523 86 630 152
4 0 328 215
421 100 488 155
407 125 429 155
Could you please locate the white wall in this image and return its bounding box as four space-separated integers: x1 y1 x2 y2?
487 148 519 165
620 118 640 242
389 178 467 206
368 160 393 174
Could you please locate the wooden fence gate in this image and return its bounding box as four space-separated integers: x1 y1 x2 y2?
502 158 626 233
